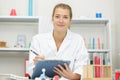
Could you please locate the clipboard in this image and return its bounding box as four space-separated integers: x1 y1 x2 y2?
31 60 70 79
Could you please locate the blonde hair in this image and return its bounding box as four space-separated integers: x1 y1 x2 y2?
52 3 72 20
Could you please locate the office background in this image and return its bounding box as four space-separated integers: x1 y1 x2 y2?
0 0 120 76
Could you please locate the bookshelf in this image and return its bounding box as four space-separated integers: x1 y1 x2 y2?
71 18 111 61
0 16 38 76
71 18 112 80
0 16 38 53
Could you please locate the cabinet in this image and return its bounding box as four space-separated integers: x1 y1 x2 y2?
0 16 39 50
71 18 111 64
0 16 39 76
71 18 112 79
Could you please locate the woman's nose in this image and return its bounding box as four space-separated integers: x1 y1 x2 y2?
59 18 63 23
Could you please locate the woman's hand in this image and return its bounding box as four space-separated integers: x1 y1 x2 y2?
33 56 44 64
53 63 81 80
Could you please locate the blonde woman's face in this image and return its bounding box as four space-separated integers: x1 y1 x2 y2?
52 7 71 32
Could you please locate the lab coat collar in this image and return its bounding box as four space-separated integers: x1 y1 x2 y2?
48 29 72 40
48 29 72 54
65 29 72 40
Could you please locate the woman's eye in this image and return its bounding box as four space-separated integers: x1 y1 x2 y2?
55 16 59 18
64 16 68 19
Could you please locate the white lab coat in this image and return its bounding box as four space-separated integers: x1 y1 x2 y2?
29 29 88 79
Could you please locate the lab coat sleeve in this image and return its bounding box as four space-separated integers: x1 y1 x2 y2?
28 35 41 76
73 38 88 78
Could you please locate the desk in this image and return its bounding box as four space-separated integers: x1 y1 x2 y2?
0 74 28 80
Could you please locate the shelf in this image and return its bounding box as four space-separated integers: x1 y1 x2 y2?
0 48 29 52
0 16 109 24
0 16 39 23
0 48 109 53
88 49 110 53
83 78 112 80
0 17 109 24
72 18 109 25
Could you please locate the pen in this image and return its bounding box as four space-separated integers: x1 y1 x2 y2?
30 50 39 55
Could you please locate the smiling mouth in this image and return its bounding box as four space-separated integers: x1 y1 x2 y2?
58 25 64 28
58 24 64 26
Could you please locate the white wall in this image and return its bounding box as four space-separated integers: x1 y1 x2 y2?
115 0 120 69
0 0 28 16
0 0 115 19
0 0 117 75
37 0 115 19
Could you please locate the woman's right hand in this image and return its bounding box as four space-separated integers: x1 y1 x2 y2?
33 56 45 64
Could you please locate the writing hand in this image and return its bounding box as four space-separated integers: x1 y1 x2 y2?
33 56 44 64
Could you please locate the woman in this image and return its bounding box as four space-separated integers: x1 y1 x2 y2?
29 3 88 80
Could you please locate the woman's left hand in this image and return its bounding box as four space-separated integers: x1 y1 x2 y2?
53 63 75 79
